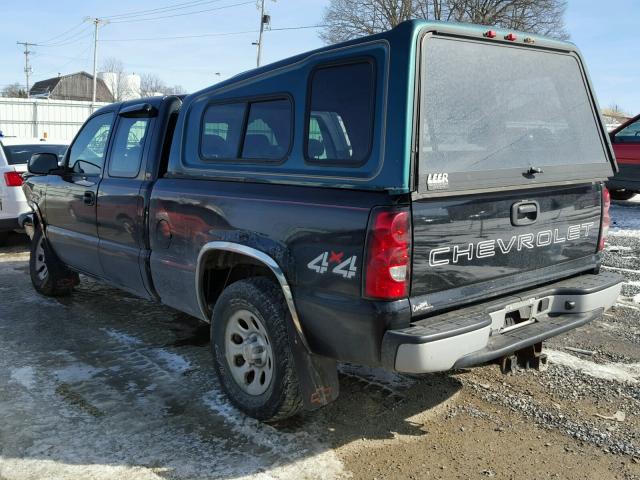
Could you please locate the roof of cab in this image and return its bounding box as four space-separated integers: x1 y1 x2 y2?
91 95 178 117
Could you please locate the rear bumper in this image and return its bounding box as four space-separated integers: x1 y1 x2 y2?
381 271 622 373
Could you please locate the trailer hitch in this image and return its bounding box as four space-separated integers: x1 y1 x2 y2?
498 342 548 374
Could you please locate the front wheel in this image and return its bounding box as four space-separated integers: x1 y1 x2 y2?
29 227 79 296
609 189 636 201
211 277 303 422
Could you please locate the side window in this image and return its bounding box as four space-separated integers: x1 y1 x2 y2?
68 113 114 175
615 118 640 143
201 103 246 159
109 117 150 178
306 61 375 165
242 99 292 160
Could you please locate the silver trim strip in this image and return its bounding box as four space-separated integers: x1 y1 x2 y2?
195 241 310 351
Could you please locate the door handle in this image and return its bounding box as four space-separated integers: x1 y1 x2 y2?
511 200 539 226
83 191 95 206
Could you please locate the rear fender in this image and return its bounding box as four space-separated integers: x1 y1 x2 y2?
196 240 339 410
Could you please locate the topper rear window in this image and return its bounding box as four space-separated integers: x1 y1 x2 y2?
418 35 611 193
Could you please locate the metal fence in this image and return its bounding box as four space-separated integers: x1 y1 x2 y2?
0 97 109 142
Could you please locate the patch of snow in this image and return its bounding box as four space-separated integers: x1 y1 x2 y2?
21 292 61 307
202 389 346 479
53 363 105 383
546 349 640 384
634 293 640 304
152 349 192 374
606 245 632 252
102 328 143 345
603 265 640 275
10 366 36 390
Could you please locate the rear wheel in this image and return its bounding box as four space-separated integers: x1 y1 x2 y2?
610 189 636 201
211 277 303 422
29 226 79 296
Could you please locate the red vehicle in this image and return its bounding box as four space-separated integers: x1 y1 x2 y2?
607 113 640 200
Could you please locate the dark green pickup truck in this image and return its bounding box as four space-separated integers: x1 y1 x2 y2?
22 20 621 421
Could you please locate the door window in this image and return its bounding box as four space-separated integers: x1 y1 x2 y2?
109 117 150 178
68 113 114 175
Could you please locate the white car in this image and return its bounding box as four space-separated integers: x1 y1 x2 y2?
0 136 67 243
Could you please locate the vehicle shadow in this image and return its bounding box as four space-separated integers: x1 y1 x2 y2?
0 265 463 480
0 231 29 249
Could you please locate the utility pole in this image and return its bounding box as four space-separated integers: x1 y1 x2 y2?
16 41 36 98
86 17 109 105
255 0 270 68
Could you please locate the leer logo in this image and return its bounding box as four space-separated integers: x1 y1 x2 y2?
427 173 449 190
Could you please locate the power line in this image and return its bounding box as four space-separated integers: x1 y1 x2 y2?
37 20 87 45
38 28 93 48
101 29 256 42
36 44 94 80
99 25 324 42
104 0 227 20
108 1 254 24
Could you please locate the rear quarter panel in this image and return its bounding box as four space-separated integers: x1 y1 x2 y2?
149 179 402 362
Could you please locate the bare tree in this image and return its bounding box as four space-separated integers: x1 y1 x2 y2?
140 73 186 97
100 57 138 102
1 83 28 98
320 0 568 44
602 104 631 118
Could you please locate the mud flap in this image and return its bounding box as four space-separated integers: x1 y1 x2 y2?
285 322 340 411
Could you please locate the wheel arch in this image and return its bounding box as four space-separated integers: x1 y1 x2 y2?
196 241 310 351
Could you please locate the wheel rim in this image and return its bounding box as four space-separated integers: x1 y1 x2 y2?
224 309 274 396
34 237 48 281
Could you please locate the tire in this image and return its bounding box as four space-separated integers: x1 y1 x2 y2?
211 277 303 422
29 226 79 296
610 190 636 201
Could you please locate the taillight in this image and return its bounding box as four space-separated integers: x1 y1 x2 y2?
4 171 23 187
598 187 611 252
364 207 412 300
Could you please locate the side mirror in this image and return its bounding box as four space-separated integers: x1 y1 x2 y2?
28 153 61 175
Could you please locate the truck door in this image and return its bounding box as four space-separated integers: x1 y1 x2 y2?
97 107 154 298
45 112 115 276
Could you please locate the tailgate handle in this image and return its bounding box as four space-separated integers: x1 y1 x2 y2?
511 201 539 226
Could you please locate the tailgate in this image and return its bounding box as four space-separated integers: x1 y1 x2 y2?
411 184 601 302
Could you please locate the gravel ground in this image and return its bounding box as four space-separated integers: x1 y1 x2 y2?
0 198 638 480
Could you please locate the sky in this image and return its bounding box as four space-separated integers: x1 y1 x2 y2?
1 0 638 114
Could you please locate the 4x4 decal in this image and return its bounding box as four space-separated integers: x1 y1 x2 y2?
307 251 358 279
